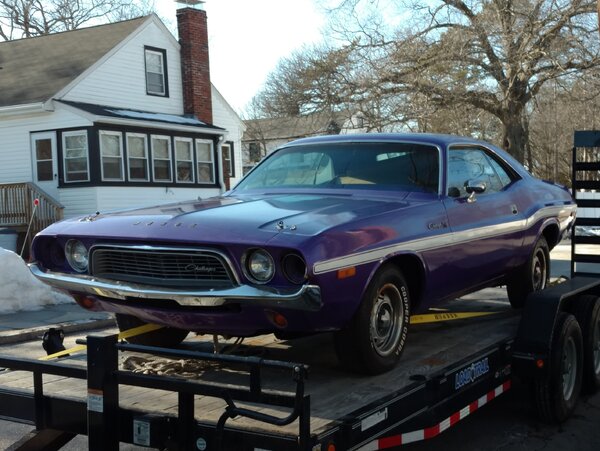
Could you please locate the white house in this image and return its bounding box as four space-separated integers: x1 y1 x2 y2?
0 6 245 229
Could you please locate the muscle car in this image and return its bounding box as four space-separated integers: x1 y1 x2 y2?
29 133 576 374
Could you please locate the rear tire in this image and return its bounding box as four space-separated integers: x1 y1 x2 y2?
334 266 410 375
574 295 600 393
115 313 189 347
533 312 583 423
507 236 550 309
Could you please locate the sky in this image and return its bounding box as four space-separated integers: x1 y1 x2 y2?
156 0 327 114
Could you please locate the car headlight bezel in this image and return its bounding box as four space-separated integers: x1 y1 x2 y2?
243 248 275 284
282 253 308 285
65 239 89 273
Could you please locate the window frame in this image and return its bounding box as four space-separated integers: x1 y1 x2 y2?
195 139 216 185
144 46 169 97
62 130 90 183
99 130 125 182
126 132 150 182
222 142 234 177
175 137 195 184
151 135 173 182
446 145 518 197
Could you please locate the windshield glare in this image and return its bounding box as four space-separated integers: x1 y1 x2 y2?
235 142 440 193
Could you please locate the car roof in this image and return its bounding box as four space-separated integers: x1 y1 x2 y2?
285 133 485 148
279 132 531 180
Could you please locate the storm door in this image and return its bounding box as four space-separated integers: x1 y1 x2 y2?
31 132 59 200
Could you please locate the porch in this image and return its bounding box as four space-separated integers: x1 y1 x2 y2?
0 182 64 255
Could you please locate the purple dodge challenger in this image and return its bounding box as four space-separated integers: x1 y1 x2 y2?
30 134 576 374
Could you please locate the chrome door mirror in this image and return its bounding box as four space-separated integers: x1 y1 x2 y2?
465 180 486 203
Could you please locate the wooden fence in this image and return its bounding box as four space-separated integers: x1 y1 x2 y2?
0 182 64 251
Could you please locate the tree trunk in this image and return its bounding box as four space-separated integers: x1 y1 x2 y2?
501 117 527 164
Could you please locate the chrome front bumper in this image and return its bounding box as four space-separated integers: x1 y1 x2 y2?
29 263 323 312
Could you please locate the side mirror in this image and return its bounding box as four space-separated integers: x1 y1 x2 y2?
465 180 486 203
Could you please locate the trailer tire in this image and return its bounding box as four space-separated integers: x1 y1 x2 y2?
533 312 583 423
507 236 550 309
574 295 600 393
115 313 189 347
334 266 410 375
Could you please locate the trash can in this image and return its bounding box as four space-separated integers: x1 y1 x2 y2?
0 228 18 252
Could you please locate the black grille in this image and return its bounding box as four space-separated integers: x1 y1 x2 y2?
90 247 234 288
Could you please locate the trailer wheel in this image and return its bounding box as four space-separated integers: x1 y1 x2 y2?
533 312 583 423
507 236 550 308
115 313 189 347
334 266 410 375
574 295 600 393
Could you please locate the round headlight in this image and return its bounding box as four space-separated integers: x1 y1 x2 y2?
282 254 307 284
65 239 89 273
245 249 275 283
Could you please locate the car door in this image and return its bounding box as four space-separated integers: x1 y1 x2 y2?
442 145 525 297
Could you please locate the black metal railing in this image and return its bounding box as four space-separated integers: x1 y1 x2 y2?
572 131 600 277
0 335 312 450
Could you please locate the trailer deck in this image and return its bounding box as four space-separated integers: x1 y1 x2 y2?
0 291 519 450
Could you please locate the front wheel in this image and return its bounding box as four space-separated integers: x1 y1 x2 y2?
115 313 189 347
532 312 583 423
507 236 550 308
334 266 410 375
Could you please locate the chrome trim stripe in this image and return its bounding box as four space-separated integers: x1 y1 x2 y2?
313 204 575 275
29 263 322 311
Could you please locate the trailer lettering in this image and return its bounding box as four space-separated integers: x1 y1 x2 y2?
454 357 490 390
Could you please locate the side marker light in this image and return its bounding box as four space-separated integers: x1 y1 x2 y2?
337 267 356 279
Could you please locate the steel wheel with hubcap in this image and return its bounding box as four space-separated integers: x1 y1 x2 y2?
334 265 410 375
561 335 578 401
507 236 550 309
533 312 583 423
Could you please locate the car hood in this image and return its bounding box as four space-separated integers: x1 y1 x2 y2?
42 192 420 245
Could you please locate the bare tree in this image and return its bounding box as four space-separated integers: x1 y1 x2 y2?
343 0 599 162
0 0 155 40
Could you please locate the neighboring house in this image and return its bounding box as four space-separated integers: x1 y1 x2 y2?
0 6 245 239
242 111 366 172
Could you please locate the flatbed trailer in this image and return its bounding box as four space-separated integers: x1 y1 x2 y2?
0 280 599 451
1 132 600 450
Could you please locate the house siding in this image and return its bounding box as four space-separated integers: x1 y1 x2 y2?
212 87 244 187
0 108 92 184
62 20 184 115
96 186 220 214
59 187 98 218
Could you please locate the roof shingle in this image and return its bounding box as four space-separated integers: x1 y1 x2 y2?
0 16 148 107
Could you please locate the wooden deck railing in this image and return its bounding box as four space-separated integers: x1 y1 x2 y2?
0 182 64 250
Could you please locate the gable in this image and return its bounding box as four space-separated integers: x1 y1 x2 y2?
62 19 184 114
0 16 148 108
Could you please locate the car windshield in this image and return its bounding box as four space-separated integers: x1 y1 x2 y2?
235 142 440 193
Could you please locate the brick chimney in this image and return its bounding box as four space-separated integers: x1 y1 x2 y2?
177 7 213 124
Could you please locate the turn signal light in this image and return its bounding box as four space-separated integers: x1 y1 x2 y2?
265 310 288 329
73 294 96 310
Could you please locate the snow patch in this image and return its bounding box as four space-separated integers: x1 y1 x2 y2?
0 248 73 314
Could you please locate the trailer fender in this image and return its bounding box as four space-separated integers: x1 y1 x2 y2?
512 277 600 379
